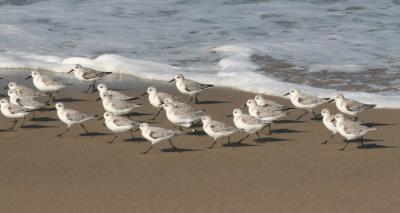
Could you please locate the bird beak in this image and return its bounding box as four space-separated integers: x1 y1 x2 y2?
283 92 290 96
168 79 175 83
240 105 247 109
141 92 147 96
330 118 335 122
48 107 56 111
95 97 101 102
24 75 32 80
67 69 74 74
97 116 104 121
3 86 8 90
226 114 233 118
328 99 334 103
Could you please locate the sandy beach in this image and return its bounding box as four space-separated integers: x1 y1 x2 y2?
0 71 399 213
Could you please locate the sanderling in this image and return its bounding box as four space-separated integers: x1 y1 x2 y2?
320 108 337 144
163 102 202 130
54 102 96 137
332 113 376 151
139 123 183 154
5 81 44 98
169 74 213 103
243 99 289 134
329 94 376 120
284 89 329 120
201 115 240 149
254 94 291 110
8 89 47 120
68 64 112 92
99 111 140 143
94 83 138 101
230 108 269 143
142 86 177 120
99 93 142 116
25 71 68 104
0 98 30 129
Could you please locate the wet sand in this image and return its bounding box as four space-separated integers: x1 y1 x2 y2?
0 71 399 213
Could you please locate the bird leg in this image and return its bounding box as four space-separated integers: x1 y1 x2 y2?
108 134 118 143
359 136 364 147
237 134 250 144
321 134 335 144
57 126 70 137
311 110 319 120
296 110 308 120
208 139 217 149
255 131 261 139
188 96 193 104
338 140 349 151
9 120 18 130
194 93 200 104
151 108 162 120
268 123 272 135
142 145 153 154
80 124 90 135
129 129 134 138
169 139 178 150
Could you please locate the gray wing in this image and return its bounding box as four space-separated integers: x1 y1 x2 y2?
346 100 375 112
114 117 139 126
256 106 288 118
242 115 264 125
108 90 131 100
8 104 29 114
66 110 91 122
82 69 111 79
42 75 65 86
343 121 370 135
158 92 175 101
298 94 325 105
184 79 213 91
149 127 180 139
209 120 237 133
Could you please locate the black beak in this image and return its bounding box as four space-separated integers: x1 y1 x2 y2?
97 116 104 121
141 92 147 96
226 114 233 118
330 118 335 122
283 92 290 96
3 86 8 90
240 105 247 109
168 79 175 83
96 97 101 102
48 107 56 111
67 69 74 74
328 99 334 103
24 75 32 80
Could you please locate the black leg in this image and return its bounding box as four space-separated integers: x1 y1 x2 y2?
359 136 364 147
311 110 319 120
129 129 134 138
321 134 335 144
237 134 250 143
57 126 70 137
268 123 272 135
296 110 308 120
256 131 261 139
91 81 97 93
46 93 53 105
142 145 153 154
169 139 177 149
80 124 90 135
179 126 183 131
208 139 217 149
338 140 349 151
188 96 193 104
194 93 200 104
151 109 162 120
19 119 25 128
108 134 118 143
9 120 18 130
85 82 93 93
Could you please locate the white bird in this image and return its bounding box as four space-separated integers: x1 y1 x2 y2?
254 94 290 110
143 86 177 120
169 74 213 103
54 102 96 137
139 123 183 154
99 93 142 116
320 108 337 144
163 103 202 130
284 89 329 120
201 115 240 149
329 94 375 119
100 111 140 143
25 71 68 104
8 89 47 120
0 98 30 129
95 83 138 101
333 113 376 151
68 64 112 92
163 97 204 114
244 99 289 134
5 81 44 98
231 108 269 143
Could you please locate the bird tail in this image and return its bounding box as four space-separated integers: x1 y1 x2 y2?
366 104 376 109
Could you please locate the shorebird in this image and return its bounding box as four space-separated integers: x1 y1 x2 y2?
68 64 112 93
100 111 140 143
163 102 203 130
284 89 329 120
94 83 138 101
243 99 289 134
320 108 337 144
201 115 240 149
333 113 376 151
99 93 142 116
329 94 376 120
230 108 269 143
139 123 183 154
254 94 291 110
142 86 177 120
54 102 96 137
0 98 30 129
8 89 47 120
169 74 213 103
5 81 44 98
25 71 67 104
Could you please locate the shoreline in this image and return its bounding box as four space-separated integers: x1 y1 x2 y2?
0 70 399 212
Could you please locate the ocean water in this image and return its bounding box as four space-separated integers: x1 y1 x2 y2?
0 0 399 107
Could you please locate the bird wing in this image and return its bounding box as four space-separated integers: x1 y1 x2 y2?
298 94 325 105
241 115 263 125
65 110 91 122
113 117 139 126
82 69 111 79
8 104 29 114
149 127 180 139
346 99 367 111
183 79 213 91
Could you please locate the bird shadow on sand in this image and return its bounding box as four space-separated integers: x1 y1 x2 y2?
0 129 15 132
186 130 207 136
124 137 147 143
80 132 112 137
127 112 154 117
55 98 87 103
357 143 395 149
222 142 262 148
196 100 232 105
21 124 56 129
275 119 305 124
272 128 305 134
254 137 290 143
363 122 396 127
161 147 203 153
30 117 58 122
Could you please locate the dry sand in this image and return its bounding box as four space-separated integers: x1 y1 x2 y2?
0 72 399 213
